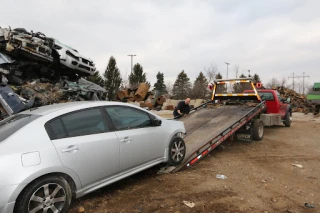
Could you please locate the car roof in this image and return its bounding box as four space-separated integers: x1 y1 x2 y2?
21 101 130 116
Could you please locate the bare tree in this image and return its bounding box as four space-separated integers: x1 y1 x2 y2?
120 70 129 89
303 82 311 95
280 77 287 87
266 78 280 88
204 63 218 83
166 81 173 95
307 85 314 93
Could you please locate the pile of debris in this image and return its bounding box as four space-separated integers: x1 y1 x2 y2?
117 83 167 110
275 86 314 114
0 26 106 119
0 77 106 119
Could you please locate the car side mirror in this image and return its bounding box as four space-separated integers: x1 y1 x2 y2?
154 119 162 126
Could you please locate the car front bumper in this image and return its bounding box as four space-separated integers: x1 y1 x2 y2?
1 202 15 213
0 185 18 213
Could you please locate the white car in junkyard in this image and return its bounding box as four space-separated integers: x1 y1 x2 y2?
0 101 186 213
54 40 96 76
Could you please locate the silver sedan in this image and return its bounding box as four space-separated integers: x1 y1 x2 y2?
0 101 186 213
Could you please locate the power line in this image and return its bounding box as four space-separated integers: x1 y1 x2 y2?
300 72 310 95
288 72 300 91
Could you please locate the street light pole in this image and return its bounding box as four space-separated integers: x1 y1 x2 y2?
127 54 136 74
225 62 230 79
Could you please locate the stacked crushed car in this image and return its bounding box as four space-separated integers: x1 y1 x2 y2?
0 26 105 119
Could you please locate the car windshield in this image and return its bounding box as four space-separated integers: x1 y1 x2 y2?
54 39 78 52
0 114 41 142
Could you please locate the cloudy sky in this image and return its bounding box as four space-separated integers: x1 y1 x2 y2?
2 0 320 91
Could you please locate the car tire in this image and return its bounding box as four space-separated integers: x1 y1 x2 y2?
14 175 72 213
168 136 186 166
252 119 264 141
283 112 291 127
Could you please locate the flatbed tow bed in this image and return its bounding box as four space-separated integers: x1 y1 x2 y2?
163 78 266 173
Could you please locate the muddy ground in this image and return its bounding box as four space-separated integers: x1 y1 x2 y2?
68 113 320 213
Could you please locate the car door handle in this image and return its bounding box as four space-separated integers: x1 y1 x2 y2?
62 145 79 153
120 137 131 143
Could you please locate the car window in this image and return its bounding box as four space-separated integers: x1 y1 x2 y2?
46 119 67 140
258 92 274 101
0 114 41 142
105 106 152 130
46 108 108 139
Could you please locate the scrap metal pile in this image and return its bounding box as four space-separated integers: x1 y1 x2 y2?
0 26 106 119
275 86 315 114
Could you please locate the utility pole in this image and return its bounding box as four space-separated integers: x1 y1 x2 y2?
225 62 230 79
300 72 310 95
248 70 251 77
127 54 136 74
288 72 300 91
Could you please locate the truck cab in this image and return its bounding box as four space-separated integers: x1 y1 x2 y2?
245 89 292 127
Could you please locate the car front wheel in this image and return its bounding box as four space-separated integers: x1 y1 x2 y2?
168 136 186 166
14 175 72 213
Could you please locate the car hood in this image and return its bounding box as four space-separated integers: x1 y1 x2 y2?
161 118 186 133
55 39 94 62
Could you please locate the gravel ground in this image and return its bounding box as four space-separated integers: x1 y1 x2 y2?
68 112 319 213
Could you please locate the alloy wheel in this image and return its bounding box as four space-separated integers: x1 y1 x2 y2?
28 183 66 213
171 139 185 163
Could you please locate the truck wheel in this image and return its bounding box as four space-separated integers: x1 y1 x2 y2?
168 136 186 166
283 112 291 127
252 119 264 141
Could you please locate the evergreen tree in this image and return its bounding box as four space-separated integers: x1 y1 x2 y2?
129 63 146 88
253 73 261 83
172 70 192 99
215 72 223 79
191 72 209 99
215 72 226 93
233 73 252 92
154 72 168 94
104 56 122 100
86 70 105 87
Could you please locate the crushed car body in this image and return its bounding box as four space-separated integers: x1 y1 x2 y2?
0 26 96 77
0 25 103 119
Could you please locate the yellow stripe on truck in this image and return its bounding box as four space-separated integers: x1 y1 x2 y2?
215 93 257 97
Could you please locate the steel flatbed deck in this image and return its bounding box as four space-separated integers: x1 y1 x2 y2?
158 78 266 173
170 102 265 172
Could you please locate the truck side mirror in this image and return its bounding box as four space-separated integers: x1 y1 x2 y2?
280 97 286 102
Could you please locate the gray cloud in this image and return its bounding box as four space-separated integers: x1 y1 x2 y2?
2 0 320 89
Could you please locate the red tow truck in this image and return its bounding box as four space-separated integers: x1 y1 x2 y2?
164 78 292 172
245 86 292 127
